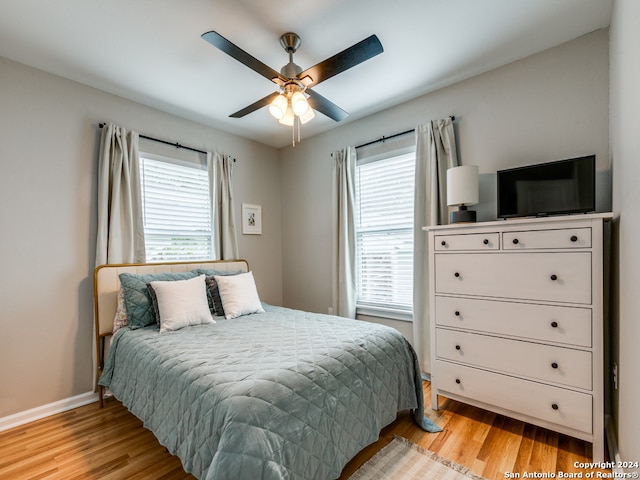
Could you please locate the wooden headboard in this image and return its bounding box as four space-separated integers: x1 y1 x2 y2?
93 259 248 337
93 259 249 403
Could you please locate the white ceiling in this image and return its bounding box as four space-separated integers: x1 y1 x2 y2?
0 0 612 148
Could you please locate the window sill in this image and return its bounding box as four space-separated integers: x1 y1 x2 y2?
356 305 413 322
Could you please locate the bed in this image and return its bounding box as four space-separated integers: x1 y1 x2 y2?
94 259 439 480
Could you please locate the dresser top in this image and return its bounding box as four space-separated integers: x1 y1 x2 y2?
422 212 613 232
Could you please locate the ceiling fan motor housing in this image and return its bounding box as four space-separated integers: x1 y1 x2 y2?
280 32 301 53
279 32 303 78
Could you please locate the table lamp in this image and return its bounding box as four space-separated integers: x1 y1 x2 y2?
447 165 479 223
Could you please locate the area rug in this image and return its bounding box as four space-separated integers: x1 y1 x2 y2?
349 436 486 480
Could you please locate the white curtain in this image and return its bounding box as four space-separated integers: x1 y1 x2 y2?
331 147 357 318
94 122 145 392
413 119 459 373
95 122 145 267
208 152 239 260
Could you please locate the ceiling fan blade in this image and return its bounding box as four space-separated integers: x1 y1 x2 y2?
202 31 283 83
298 34 383 87
230 92 280 118
306 89 348 122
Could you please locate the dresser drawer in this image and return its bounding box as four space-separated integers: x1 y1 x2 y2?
436 328 592 389
434 296 592 347
435 233 499 251
503 228 591 250
435 360 593 434
434 252 592 304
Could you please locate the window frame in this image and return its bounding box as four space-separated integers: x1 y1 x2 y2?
354 143 416 322
139 151 213 263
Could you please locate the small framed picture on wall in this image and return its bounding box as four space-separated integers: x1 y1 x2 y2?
242 203 262 235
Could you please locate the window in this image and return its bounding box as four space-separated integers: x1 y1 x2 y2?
140 154 212 262
355 149 415 320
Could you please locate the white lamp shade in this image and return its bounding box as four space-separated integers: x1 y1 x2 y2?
268 94 287 120
298 107 315 124
447 165 479 206
291 91 309 116
278 105 295 126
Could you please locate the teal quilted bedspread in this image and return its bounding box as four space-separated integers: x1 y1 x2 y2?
99 305 434 480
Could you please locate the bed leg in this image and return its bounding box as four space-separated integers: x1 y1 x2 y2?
98 385 104 408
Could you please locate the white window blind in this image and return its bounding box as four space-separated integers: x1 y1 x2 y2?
355 151 415 318
140 155 212 262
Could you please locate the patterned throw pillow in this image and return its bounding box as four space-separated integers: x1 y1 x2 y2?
146 283 160 321
204 276 226 317
195 269 242 318
113 288 129 333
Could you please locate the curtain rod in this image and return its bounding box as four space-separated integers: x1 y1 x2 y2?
98 123 235 161
355 116 455 150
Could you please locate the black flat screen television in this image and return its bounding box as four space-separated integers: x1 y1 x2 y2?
497 155 595 218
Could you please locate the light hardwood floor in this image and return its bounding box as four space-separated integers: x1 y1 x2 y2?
0 382 604 480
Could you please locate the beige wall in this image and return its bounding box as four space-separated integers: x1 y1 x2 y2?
609 0 640 461
0 57 282 418
280 29 610 326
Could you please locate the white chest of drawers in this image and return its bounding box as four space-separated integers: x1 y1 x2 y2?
425 213 612 461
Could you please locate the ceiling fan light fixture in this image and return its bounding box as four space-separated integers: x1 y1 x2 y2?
278 105 295 126
268 94 288 120
299 107 315 125
291 90 309 116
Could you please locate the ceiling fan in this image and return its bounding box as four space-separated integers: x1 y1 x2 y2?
201 30 383 125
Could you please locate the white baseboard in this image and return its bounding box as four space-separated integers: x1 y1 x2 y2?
0 391 99 433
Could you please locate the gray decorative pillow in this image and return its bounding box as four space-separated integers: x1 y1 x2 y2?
195 269 241 317
146 283 160 322
204 276 225 317
119 271 199 329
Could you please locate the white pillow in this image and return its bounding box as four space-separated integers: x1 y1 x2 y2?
149 275 215 333
214 271 265 319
